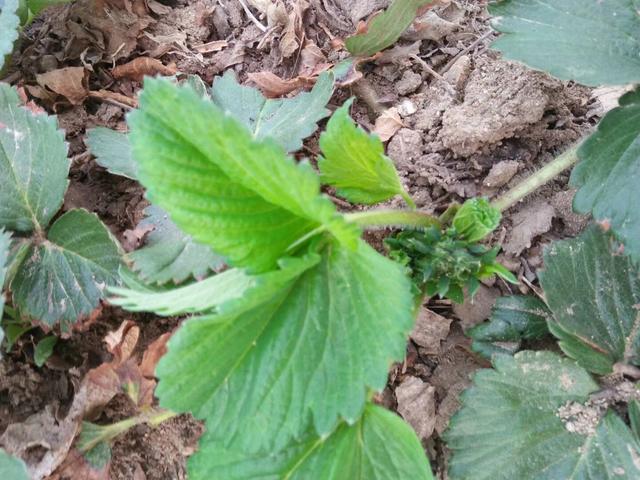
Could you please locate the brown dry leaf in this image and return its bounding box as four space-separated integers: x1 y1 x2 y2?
373 107 404 142
403 10 458 42
36 67 88 105
49 447 110 480
395 376 437 440
112 57 177 82
280 0 309 59
99 0 148 16
377 41 421 65
104 320 139 362
121 222 155 252
89 90 138 109
140 332 171 378
503 201 556 255
299 39 328 75
193 39 228 54
248 71 316 97
452 285 500 330
410 307 452 356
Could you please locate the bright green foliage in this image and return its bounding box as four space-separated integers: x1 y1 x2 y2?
33 335 56 367
452 198 501 243
189 404 433 480
86 128 137 179
211 71 333 153
571 89 640 263
489 0 640 87
129 78 358 273
469 296 551 358
346 0 435 57
446 351 640 480
318 99 411 206
156 241 414 450
0 0 21 71
0 82 68 233
128 206 224 285
539 226 640 375
0 449 28 480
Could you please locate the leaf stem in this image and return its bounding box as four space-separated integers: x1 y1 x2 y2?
400 190 417 210
491 144 580 212
345 209 441 229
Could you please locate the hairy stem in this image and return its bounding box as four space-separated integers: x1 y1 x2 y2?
491 144 580 212
345 209 441 229
400 190 417 210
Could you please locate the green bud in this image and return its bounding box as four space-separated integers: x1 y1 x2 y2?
452 198 501 243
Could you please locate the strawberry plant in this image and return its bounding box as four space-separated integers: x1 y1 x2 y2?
0 83 121 336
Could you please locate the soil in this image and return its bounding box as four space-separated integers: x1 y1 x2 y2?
0 0 602 478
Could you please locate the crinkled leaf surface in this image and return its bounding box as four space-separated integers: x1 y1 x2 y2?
0 83 69 232
489 0 640 87
211 71 333 153
11 209 121 331
318 99 408 205
129 78 358 273
0 0 20 72
571 89 640 262
156 240 414 451
128 205 224 285
539 226 640 375
86 127 137 179
446 351 640 480
345 0 435 57
470 295 551 358
109 266 252 316
189 403 433 480
0 449 28 480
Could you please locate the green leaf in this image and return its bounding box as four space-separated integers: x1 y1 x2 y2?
127 205 224 285
571 89 640 262
345 0 435 57
469 295 551 358
0 229 10 355
0 83 69 233
11 209 122 331
211 71 334 153
129 78 358 273
188 403 433 480
452 198 501 243
489 0 640 87
630 400 640 441
0 0 20 72
86 127 137 179
539 226 640 375
318 99 410 205
33 335 56 367
109 266 253 316
27 0 73 17
446 351 640 480
156 240 414 451
0 449 28 480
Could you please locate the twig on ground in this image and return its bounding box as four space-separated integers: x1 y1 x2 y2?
410 54 456 96
238 0 268 32
439 30 494 75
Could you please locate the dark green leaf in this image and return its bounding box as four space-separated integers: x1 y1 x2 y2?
188 403 433 480
129 78 358 273
0 449 28 480
211 71 333 153
11 209 122 331
156 240 414 451
571 89 640 262
490 0 640 86
446 351 640 480
469 295 551 358
345 0 435 57
539 226 640 374
0 83 69 232
630 400 640 441
128 205 224 285
86 127 137 179
33 335 56 367
0 0 20 71
318 99 410 205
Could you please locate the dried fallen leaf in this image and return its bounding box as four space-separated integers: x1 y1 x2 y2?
410 307 452 356
504 201 556 256
280 0 308 59
36 67 88 105
49 444 110 480
112 57 177 82
89 90 138 109
248 71 316 97
193 40 229 54
140 332 171 379
395 376 437 440
373 107 404 142
104 320 139 363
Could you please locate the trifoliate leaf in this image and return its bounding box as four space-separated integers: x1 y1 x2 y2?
129 78 359 273
446 351 640 480
127 205 224 285
0 449 28 480
318 99 410 205
571 89 640 262
0 83 69 233
156 240 414 451
0 0 20 72
539 226 640 375
469 295 551 358
489 0 640 86
188 404 433 480
211 71 333 153
11 209 121 331
109 267 253 316
86 127 137 179
345 0 435 57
